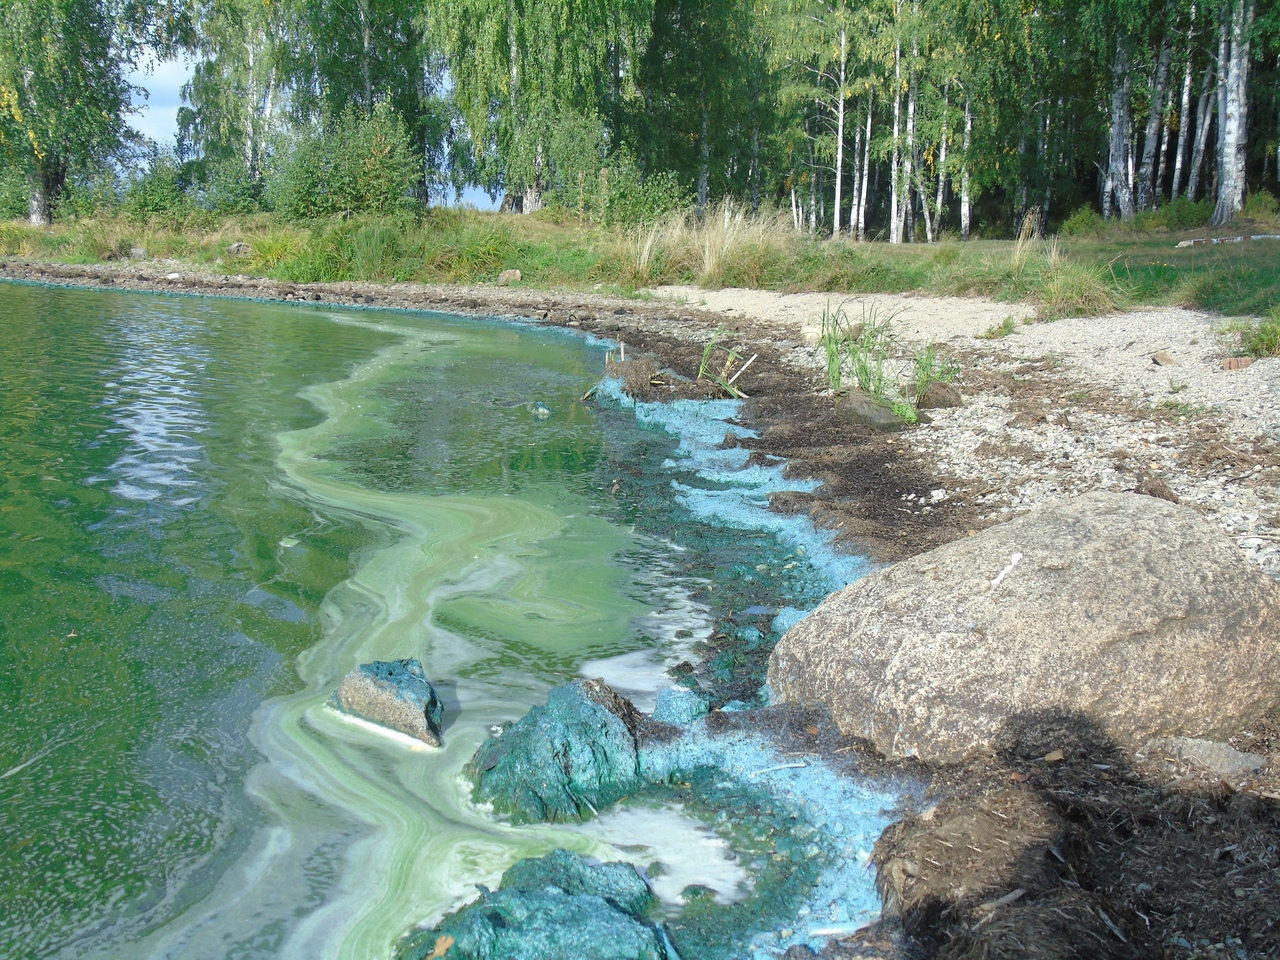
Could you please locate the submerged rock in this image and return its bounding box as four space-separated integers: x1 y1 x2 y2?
500 848 655 917
769 492 1280 763
468 678 645 823
329 659 444 746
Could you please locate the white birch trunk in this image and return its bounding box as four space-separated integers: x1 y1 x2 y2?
961 95 972 239
1108 36 1136 219
1171 7 1196 198
833 28 847 238
1136 29 1173 210
905 11 918 243
1187 61 1215 199
858 95 873 241
1211 0 1256 225
890 12 903 244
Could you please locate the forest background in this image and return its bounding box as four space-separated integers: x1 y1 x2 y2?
1 0 1280 328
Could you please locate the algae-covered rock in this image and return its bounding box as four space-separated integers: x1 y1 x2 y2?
651 687 708 726
468 678 644 823
329 659 444 746
425 887 672 960
403 850 669 960
501 848 654 917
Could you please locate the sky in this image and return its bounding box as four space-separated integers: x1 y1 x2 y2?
126 56 190 147
127 57 496 209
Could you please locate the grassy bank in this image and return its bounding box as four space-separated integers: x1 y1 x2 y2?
2 204 1278 331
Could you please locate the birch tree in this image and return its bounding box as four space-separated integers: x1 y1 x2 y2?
1211 0 1257 224
0 0 187 223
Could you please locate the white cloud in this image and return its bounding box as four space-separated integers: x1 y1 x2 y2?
127 56 192 148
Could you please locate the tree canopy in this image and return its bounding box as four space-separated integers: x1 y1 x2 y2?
3 0 1279 234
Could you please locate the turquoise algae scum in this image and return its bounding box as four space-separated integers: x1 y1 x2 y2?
0 284 899 960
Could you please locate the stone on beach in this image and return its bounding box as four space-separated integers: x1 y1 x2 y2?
425 887 671 960
406 849 667 960
768 492 1280 763
329 658 444 746
501 848 655 917
467 678 646 823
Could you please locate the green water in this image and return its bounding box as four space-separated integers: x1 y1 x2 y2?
0 285 716 958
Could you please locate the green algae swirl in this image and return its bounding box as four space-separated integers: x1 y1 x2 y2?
0 287 690 960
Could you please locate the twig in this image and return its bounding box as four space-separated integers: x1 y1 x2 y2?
748 762 808 777
727 353 758 385
975 888 1027 914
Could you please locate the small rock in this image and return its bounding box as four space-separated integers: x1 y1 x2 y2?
129 246 147 259
501 849 655 917
834 387 908 432
652 687 708 725
1152 350 1179 367
467 679 645 823
917 380 963 410
497 268 522 286
329 658 444 746
226 241 252 256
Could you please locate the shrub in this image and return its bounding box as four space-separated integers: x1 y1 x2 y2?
267 100 420 220
123 153 191 221
601 154 688 227
1243 190 1279 221
1154 197 1212 231
1060 206 1103 237
201 156 262 215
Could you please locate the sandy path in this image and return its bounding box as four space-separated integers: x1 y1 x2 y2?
651 284 1037 343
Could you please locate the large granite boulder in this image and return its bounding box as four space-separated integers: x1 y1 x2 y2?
329 659 444 746
768 492 1280 763
468 679 645 823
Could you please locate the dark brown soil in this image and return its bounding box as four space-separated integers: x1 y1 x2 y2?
8 259 1279 960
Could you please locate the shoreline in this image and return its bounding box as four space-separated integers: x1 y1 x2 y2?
8 259 1280 958
6 257 1277 576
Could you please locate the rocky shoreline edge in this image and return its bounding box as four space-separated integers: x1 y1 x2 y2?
8 260 1280 959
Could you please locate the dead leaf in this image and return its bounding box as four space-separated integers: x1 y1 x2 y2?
426 935 455 960
1043 749 1066 763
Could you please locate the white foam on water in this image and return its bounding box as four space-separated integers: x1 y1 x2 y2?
573 802 752 907
316 705 437 752
579 568 712 710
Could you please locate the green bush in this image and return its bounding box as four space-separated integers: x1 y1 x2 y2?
123 154 191 221
1153 197 1212 231
1243 190 1279 220
267 100 420 220
1060 205 1103 237
201 156 262 215
602 157 688 228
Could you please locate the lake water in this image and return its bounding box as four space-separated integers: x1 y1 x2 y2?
0 285 864 959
